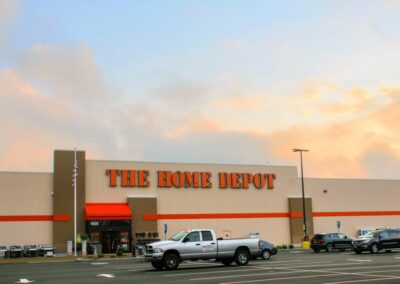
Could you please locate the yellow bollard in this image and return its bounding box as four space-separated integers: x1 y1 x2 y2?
302 241 310 249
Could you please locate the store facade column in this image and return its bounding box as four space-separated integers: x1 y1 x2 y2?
288 197 314 244
128 197 158 249
53 150 86 252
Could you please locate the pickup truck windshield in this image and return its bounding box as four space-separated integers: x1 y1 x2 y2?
170 231 188 241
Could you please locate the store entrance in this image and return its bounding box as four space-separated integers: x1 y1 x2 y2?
86 220 132 254
102 231 120 254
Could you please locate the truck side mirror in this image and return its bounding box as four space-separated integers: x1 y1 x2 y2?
182 238 188 243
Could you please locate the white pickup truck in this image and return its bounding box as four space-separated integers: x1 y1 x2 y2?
144 229 260 270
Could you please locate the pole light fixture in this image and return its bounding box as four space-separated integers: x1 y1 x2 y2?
293 148 309 241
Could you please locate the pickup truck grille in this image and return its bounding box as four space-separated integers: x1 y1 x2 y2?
145 245 153 254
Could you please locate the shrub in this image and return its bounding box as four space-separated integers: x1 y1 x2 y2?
116 246 124 257
282 244 288 249
289 244 294 249
276 244 283 249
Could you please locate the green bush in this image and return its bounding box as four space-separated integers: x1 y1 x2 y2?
276 244 283 249
282 244 288 249
289 244 294 249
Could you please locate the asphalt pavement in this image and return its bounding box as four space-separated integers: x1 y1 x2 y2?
2 249 400 284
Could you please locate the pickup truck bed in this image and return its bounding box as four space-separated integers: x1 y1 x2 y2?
145 229 260 270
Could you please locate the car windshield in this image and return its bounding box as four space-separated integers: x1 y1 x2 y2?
362 231 381 238
169 231 188 241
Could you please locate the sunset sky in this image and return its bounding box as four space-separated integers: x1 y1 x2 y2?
1 0 400 179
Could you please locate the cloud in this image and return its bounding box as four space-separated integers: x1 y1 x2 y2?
263 88 400 178
2 36 400 181
16 44 115 104
359 142 400 179
0 0 20 24
0 0 20 56
215 95 262 110
222 38 256 54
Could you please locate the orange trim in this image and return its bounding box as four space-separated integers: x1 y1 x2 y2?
313 211 400 217
0 215 70 222
143 213 292 220
53 214 71 221
143 210 400 220
85 203 132 220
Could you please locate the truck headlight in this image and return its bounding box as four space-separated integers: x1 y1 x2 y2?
154 248 163 253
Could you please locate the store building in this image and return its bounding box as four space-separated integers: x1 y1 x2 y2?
1 150 400 253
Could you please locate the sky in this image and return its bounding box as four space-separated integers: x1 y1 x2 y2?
1 0 400 179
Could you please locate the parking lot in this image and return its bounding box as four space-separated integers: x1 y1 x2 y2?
2 249 400 284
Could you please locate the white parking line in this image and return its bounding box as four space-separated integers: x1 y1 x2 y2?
323 276 400 284
187 263 362 281
91 262 109 265
347 259 372 262
323 264 400 272
164 267 257 277
218 273 341 284
114 264 150 269
251 259 304 264
218 267 400 284
190 269 320 281
263 262 362 270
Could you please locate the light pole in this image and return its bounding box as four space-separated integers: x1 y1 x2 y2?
293 148 309 241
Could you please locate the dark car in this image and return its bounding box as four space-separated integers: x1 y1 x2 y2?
253 240 277 260
352 229 400 254
311 232 353 253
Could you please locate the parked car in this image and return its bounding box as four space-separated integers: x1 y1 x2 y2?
144 229 260 270
252 240 277 260
352 229 400 254
310 232 353 253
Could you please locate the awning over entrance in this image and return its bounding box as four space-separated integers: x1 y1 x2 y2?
85 203 132 220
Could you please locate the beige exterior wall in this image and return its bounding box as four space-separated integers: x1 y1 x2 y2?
156 219 291 245
86 161 400 245
0 172 53 246
305 178 400 238
2 158 400 248
86 160 299 244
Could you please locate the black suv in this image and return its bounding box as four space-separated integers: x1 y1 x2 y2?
352 229 400 254
311 232 353 253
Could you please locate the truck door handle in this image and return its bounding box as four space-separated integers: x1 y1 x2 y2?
211 243 216 245
196 243 201 246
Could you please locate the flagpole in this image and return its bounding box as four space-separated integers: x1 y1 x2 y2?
74 147 77 257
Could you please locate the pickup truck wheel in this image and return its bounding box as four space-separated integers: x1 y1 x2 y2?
261 249 271 260
222 258 233 266
235 249 250 265
151 261 163 270
163 253 179 270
